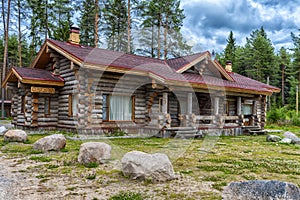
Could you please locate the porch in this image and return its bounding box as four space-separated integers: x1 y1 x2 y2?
144 89 264 137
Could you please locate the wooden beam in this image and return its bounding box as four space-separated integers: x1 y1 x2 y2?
162 92 168 114
187 93 193 115
237 97 242 116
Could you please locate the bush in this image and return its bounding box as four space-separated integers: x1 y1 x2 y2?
267 106 300 126
109 191 144 200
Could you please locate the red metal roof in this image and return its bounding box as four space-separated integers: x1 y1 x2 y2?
46 39 280 94
13 67 64 83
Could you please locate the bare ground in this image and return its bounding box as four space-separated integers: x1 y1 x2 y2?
0 154 220 200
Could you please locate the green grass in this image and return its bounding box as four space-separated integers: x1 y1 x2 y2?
1 129 300 199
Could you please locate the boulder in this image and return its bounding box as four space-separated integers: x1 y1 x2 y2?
121 151 175 182
266 134 281 142
33 134 66 152
283 131 300 144
78 142 111 165
222 180 300 200
3 129 27 142
279 138 293 144
0 126 8 135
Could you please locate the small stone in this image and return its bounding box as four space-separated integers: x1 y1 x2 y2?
279 138 292 144
283 131 300 144
78 142 111 165
0 126 8 135
33 134 66 152
3 129 27 142
222 180 300 200
121 151 175 182
266 134 281 142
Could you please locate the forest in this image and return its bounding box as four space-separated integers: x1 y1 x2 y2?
1 0 300 125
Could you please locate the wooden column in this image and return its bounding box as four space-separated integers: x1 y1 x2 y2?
187 93 193 115
214 97 220 115
237 97 242 116
252 100 257 115
162 92 168 114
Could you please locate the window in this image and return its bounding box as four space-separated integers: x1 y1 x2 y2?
103 94 134 121
68 94 78 116
44 97 50 115
242 104 253 115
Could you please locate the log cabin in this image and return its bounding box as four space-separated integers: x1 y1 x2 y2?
2 28 280 136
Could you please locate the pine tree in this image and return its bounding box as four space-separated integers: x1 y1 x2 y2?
48 0 74 42
138 0 188 59
79 0 101 47
224 31 236 68
102 0 128 52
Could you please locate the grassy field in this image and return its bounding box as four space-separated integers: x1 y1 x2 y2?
1 128 300 199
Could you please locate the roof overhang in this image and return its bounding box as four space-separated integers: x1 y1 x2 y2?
2 68 65 88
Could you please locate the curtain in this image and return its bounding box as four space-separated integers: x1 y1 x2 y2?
110 95 132 121
72 94 79 115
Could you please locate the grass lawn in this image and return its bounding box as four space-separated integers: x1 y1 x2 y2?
0 128 300 199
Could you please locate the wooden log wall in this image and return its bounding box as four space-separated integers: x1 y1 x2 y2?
36 93 59 127
47 53 79 129
78 70 149 131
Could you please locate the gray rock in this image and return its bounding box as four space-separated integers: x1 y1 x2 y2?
33 134 66 152
78 142 111 165
0 126 7 135
283 131 300 144
3 130 27 142
222 180 300 200
279 138 293 144
121 151 175 182
266 134 281 142
0 176 19 199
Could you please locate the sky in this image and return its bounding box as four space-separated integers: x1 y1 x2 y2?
180 0 300 53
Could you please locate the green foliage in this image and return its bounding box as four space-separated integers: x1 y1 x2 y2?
84 162 99 168
29 156 52 162
109 191 144 200
267 106 300 126
102 0 128 52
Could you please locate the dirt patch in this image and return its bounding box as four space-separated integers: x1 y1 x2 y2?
0 154 220 200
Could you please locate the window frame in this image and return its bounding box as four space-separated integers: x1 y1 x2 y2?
102 94 135 122
44 97 51 116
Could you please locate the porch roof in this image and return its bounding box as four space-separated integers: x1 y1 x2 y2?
2 67 65 87
31 39 279 95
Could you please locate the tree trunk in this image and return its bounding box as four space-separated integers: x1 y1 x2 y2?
94 0 99 47
45 0 48 40
163 15 168 60
157 13 161 59
151 25 154 57
2 0 11 119
127 0 131 53
18 0 22 67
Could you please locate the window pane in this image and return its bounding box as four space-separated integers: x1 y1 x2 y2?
72 94 78 116
243 104 252 115
109 95 132 121
103 95 108 120
45 97 50 115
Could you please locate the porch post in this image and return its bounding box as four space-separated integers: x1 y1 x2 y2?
214 97 219 115
162 92 168 114
187 92 193 115
237 97 242 116
252 100 257 115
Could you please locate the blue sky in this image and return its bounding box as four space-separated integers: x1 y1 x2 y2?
180 0 300 53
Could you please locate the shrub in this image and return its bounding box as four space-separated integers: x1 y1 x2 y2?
267 106 300 126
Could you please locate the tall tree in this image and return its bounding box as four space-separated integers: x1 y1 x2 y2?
138 0 188 59
102 0 128 52
224 31 236 68
1 0 11 118
48 0 74 42
79 0 101 47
